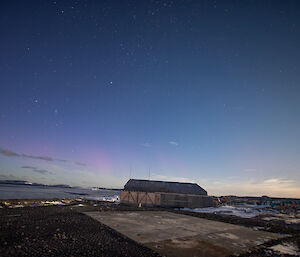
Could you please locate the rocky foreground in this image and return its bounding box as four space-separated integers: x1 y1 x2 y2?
0 200 299 257
0 203 160 257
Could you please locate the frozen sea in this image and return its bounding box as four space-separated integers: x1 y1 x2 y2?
0 184 120 200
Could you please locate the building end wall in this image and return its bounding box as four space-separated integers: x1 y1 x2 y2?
121 191 214 208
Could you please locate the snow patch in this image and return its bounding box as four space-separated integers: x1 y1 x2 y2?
270 243 300 255
183 205 278 219
101 195 120 203
41 201 64 205
12 204 24 208
263 214 300 224
285 218 300 224
219 232 239 240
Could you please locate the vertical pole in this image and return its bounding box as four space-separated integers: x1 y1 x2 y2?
129 165 132 179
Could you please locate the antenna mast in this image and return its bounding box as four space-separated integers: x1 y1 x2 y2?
129 165 132 179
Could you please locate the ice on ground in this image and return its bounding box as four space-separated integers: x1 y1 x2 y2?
101 195 120 203
263 214 300 224
85 194 120 203
184 205 300 224
285 218 300 224
183 205 279 218
11 204 24 208
270 242 300 255
262 217 280 221
85 193 120 202
218 232 239 240
235 204 271 209
41 201 64 205
252 226 265 231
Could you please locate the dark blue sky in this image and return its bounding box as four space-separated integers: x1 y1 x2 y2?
1 0 299 197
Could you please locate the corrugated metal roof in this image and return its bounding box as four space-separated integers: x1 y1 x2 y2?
123 179 207 195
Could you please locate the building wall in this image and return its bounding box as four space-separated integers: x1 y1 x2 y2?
121 191 214 208
160 193 214 208
121 191 160 206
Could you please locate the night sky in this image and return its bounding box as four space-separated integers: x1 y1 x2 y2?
1 0 300 197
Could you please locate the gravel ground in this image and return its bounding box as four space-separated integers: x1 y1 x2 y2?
171 209 300 257
0 201 299 257
232 236 300 257
0 205 161 257
172 209 299 235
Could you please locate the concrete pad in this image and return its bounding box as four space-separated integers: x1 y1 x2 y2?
85 211 282 257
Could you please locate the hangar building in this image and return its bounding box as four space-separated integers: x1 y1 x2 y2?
121 179 214 208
